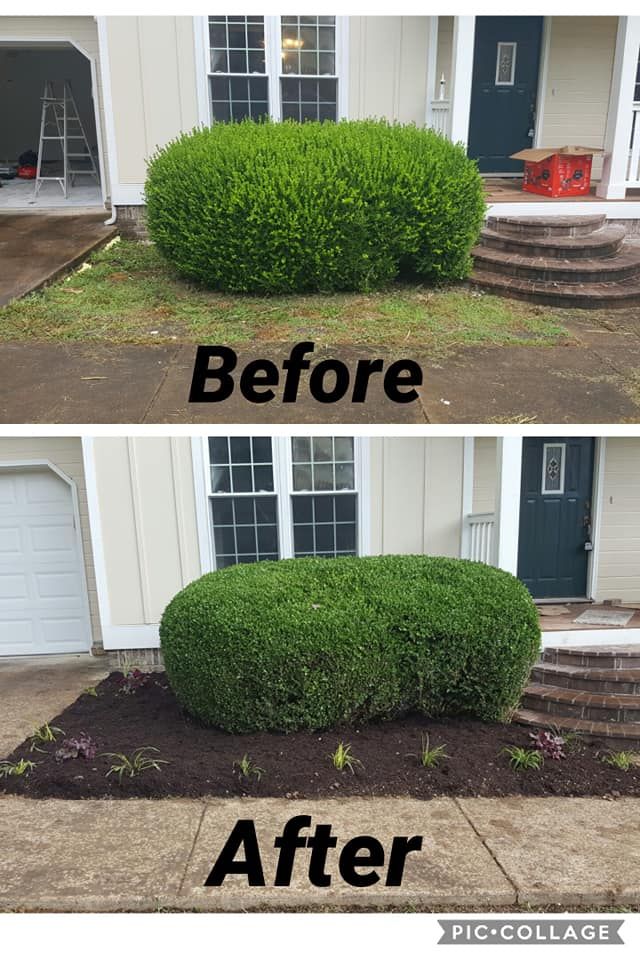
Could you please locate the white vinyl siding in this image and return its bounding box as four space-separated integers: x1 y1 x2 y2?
595 438 640 602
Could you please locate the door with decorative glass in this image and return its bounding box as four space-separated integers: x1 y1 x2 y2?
467 16 543 174
517 438 595 599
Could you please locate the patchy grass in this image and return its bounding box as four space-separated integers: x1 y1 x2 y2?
0 238 572 356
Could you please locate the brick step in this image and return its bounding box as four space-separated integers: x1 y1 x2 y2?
531 662 640 696
512 708 640 750
486 214 607 239
471 243 640 285
479 225 626 260
470 268 640 309
542 646 640 670
522 683 640 724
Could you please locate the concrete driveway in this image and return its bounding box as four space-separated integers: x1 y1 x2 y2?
0 655 109 758
0 212 116 307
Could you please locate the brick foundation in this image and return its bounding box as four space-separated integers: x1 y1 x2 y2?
115 204 149 241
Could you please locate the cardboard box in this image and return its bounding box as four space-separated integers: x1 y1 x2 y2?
510 146 604 198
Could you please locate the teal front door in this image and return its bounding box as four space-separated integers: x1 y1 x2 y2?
517 438 594 599
467 16 543 173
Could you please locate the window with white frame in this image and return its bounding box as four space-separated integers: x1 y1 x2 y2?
206 15 341 123
206 436 360 569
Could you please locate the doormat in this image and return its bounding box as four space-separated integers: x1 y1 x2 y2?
573 608 634 627
537 605 571 616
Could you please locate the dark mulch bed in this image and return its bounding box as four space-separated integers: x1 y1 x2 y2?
2 672 640 800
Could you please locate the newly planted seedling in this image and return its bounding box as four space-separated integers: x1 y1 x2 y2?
117 668 150 695
29 722 64 753
601 750 640 772
328 742 363 774
407 734 448 768
0 758 38 778
102 747 169 782
233 754 265 782
529 729 565 760
502 746 544 771
55 732 97 763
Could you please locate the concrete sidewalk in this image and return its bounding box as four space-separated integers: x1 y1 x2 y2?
0 795 638 911
1 333 639 423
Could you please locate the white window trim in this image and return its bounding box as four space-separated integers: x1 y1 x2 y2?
541 441 566 496
195 15 349 126
495 40 517 86
192 436 369 573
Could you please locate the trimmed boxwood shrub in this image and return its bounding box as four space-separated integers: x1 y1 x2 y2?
160 555 539 733
145 120 485 293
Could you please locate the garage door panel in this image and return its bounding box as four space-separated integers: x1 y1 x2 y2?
0 526 22 556
0 475 18 505
0 468 89 656
41 617 87 648
0 573 29 601
0 619 35 653
30 522 76 559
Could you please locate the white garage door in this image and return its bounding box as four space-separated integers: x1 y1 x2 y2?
0 467 90 656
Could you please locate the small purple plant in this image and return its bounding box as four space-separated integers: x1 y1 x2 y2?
117 668 150 695
55 732 97 763
530 729 565 760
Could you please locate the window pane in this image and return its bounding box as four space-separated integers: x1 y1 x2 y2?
318 52 335 75
232 464 252 492
253 464 274 492
292 494 357 559
252 436 272 462
314 463 334 490
212 100 231 122
230 76 249 101
335 462 355 490
282 102 299 121
292 436 311 461
211 495 278 569
334 437 354 461
229 50 248 73
293 463 312 491
312 437 333 461
211 465 231 493
211 49 228 72
209 436 229 464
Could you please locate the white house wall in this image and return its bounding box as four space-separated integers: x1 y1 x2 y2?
91 438 201 633
539 16 617 180
369 438 464 557
0 437 101 648
102 16 200 196
0 15 110 198
346 17 429 125
472 438 497 515
595 438 640 602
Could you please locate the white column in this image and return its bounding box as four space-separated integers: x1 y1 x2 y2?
449 16 475 148
459 437 474 559
493 437 523 575
425 16 439 129
596 16 640 199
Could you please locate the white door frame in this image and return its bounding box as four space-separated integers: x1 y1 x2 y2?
0 36 108 206
0 459 92 655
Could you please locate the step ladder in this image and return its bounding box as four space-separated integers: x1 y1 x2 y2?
34 80 99 199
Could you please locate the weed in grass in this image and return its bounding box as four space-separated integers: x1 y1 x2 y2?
328 742 363 774
102 747 169 782
502 746 544 771
0 758 38 778
233 754 265 782
83 686 99 697
407 734 448 768
29 722 64 753
601 750 640 772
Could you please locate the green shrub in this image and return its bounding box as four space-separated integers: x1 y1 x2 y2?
145 120 485 293
160 555 539 733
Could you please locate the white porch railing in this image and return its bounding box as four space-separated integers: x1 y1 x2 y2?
429 100 451 138
627 103 640 188
465 512 495 565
